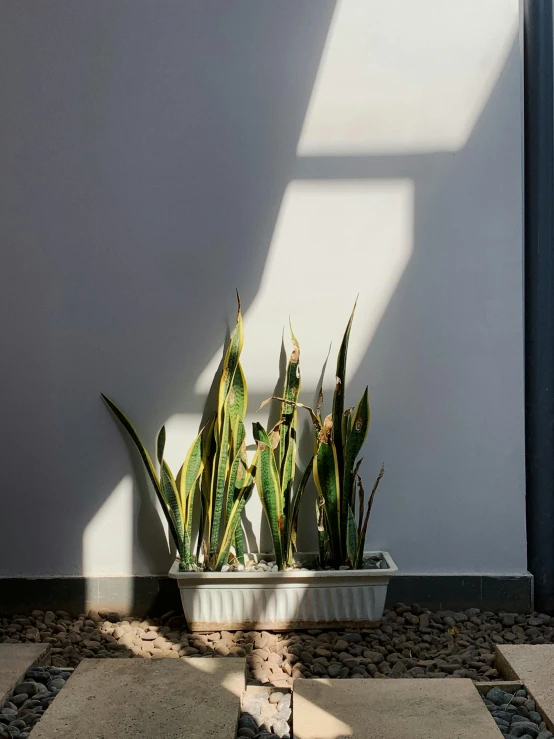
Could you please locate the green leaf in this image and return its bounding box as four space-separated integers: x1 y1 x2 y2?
313 439 342 566
279 328 301 509
218 294 244 415
342 386 370 529
356 464 384 568
101 394 180 551
287 456 313 564
214 483 254 570
209 410 231 556
253 422 285 569
227 361 248 428
315 492 327 567
178 429 204 512
234 525 245 566
196 492 206 562
160 460 185 559
346 505 358 567
226 417 247 521
331 299 357 472
200 418 216 554
341 408 352 454
156 426 166 466
177 428 204 551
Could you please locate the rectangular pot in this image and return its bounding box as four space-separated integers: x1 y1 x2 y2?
168 551 397 631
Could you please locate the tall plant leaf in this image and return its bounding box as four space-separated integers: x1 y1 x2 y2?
178 430 204 512
228 362 248 428
355 464 385 568
156 426 166 466
346 505 358 567
331 299 357 471
218 294 244 415
313 440 342 565
279 325 301 473
287 456 313 561
253 422 285 569
342 386 370 536
214 483 254 570
209 410 231 556
160 460 186 559
101 394 180 549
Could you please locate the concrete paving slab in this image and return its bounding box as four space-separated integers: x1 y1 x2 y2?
31 657 245 739
0 644 50 708
496 644 554 732
293 678 500 739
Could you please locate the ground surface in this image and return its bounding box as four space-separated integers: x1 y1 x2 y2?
3 637 554 739
30 658 244 739
1 605 552 688
293 678 500 739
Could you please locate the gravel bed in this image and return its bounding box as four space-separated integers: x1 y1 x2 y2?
238 691 292 739
1 606 553 687
482 685 553 739
221 554 388 573
0 666 71 738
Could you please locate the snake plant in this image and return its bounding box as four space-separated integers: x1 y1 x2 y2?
253 327 313 570
262 302 384 569
312 302 384 568
102 296 256 571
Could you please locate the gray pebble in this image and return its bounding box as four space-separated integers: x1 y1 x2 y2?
487 688 507 706
9 696 27 709
47 677 65 691
342 633 362 644
238 730 256 739
239 715 259 733
23 669 49 683
12 684 38 698
492 711 514 722
510 723 540 738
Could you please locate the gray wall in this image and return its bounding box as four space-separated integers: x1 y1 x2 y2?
0 1 526 587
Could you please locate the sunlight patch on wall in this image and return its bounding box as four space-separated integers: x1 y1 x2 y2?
83 475 133 607
83 475 133 576
196 179 414 395
163 412 204 474
297 0 518 155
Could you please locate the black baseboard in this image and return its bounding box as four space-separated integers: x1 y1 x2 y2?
386 574 534 613
0 573 533 619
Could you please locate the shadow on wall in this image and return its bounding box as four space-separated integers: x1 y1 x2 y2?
0 0 336 609
0 0 524 617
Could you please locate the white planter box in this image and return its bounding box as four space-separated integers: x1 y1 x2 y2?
168 552 397 631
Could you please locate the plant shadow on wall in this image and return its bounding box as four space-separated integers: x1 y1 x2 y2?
65 0 523 621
